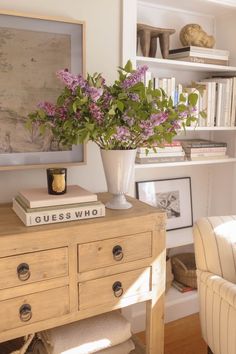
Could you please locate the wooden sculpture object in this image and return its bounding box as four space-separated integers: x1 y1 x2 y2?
137 23 175 58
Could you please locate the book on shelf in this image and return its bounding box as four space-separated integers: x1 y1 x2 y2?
12 197 105 227
18 185 98 208
172 280 195 293
137 141 183 154
183 146 227 153
186 155 229 161
136 151 185 158
170 56 229 66
135 155 186 164
169 46 229 58
180 139 227 148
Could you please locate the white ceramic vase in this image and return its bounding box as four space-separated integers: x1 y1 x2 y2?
100 149 137 209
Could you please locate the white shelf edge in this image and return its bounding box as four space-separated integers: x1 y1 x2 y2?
135 157 236 169
165 287 198 307
184 126 236 131
136 56 236 72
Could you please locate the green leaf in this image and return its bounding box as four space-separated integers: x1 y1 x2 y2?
116 100 124 112
188 92 199 106
124 60 133 73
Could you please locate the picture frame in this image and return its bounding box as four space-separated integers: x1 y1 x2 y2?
0 11 86 170
136 177 193 231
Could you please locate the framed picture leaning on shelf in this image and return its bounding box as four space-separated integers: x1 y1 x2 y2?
136 177 193 231
0 11 86 170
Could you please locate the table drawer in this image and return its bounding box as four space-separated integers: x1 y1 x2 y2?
78 232 152 272
79 267 151 309
0 247 68 290
0 286 69 332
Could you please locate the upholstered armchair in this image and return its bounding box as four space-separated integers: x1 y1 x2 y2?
193 216 236 354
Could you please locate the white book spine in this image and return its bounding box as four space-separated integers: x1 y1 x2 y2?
12 199 105 226
216 82 223 127
136 151 185 158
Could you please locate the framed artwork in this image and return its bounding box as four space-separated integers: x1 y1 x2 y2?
136 177 193 231
0 11 86 170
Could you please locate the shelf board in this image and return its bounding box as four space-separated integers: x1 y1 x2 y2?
135 157 236 169
167 228 193 248
165 286 199 323
136 56 236 73
184 126 236 131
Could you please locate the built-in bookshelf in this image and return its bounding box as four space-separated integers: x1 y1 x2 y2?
123 0 236 328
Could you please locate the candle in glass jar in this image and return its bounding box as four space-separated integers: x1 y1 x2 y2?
46 168 67 195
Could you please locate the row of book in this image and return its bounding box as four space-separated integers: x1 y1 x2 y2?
144 71 236 127
12 185 105 226
168 45 230 66
135 139 228 164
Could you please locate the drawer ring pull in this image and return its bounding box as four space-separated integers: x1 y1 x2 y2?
19 304 32 322
17 263 31 281
112 245 124 261
112 281 123 297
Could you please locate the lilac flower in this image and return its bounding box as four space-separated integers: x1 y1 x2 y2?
128 93 140 102
178 110 188 118
150 112 169 126
102 91 112 109
37 102 56 116
121 65 148 89
139 120 154 138
89 103 103 124
56 69 87 92
123 114 135 127
56 107 68 120
171 120 181 129
87 87 104 102
114 126 131 142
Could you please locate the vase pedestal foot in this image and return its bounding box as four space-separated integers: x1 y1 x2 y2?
105 194 132 210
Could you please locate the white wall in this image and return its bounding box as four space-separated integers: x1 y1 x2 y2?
0 0 122 202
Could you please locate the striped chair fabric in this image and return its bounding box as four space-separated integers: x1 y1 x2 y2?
193 216 236 354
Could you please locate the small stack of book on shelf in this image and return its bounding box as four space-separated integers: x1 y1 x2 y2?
135 141 185 164
172 280 195 293
180 139 228 161
12 185 105 227
168 46 230 66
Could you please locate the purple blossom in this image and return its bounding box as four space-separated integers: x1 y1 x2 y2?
89 103 103 124
102 91 112 109
140 120 154 138
178 110 188 118
114 126 131 142
86 87 104 102
128 93 140 102
56 69 87 92
123 114 135 127
37 101 56 116
171 120 181 129
150 112 169 126
121 65 148 89
56 106 67 120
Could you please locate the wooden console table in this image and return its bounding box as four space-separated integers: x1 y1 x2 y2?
0 194 166 354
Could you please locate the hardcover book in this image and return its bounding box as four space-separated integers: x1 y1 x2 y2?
18 185 98 208
12 198 105 226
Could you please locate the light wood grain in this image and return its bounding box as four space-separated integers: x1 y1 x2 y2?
78 232 152 272
0 286 69 332
0 247 68 290
79 267 151 310
0 194 166 354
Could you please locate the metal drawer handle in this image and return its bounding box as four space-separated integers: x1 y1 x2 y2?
112 281 123 298
19 304 32 322
17 263 31 281
112 245 124 261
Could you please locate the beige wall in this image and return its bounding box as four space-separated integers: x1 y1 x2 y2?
0 0 122 202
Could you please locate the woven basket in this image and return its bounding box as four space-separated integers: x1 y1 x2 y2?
171 253 197 289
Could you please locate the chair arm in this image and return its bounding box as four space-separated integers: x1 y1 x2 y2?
193 216 236 283
198 270 236 309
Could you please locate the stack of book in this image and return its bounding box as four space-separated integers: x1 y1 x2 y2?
172 280 195 293
135 141 185 164
180 139 228 161
12 185 105 227
168 46 230 66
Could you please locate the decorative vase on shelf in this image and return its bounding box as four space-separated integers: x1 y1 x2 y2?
100 149 137 210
